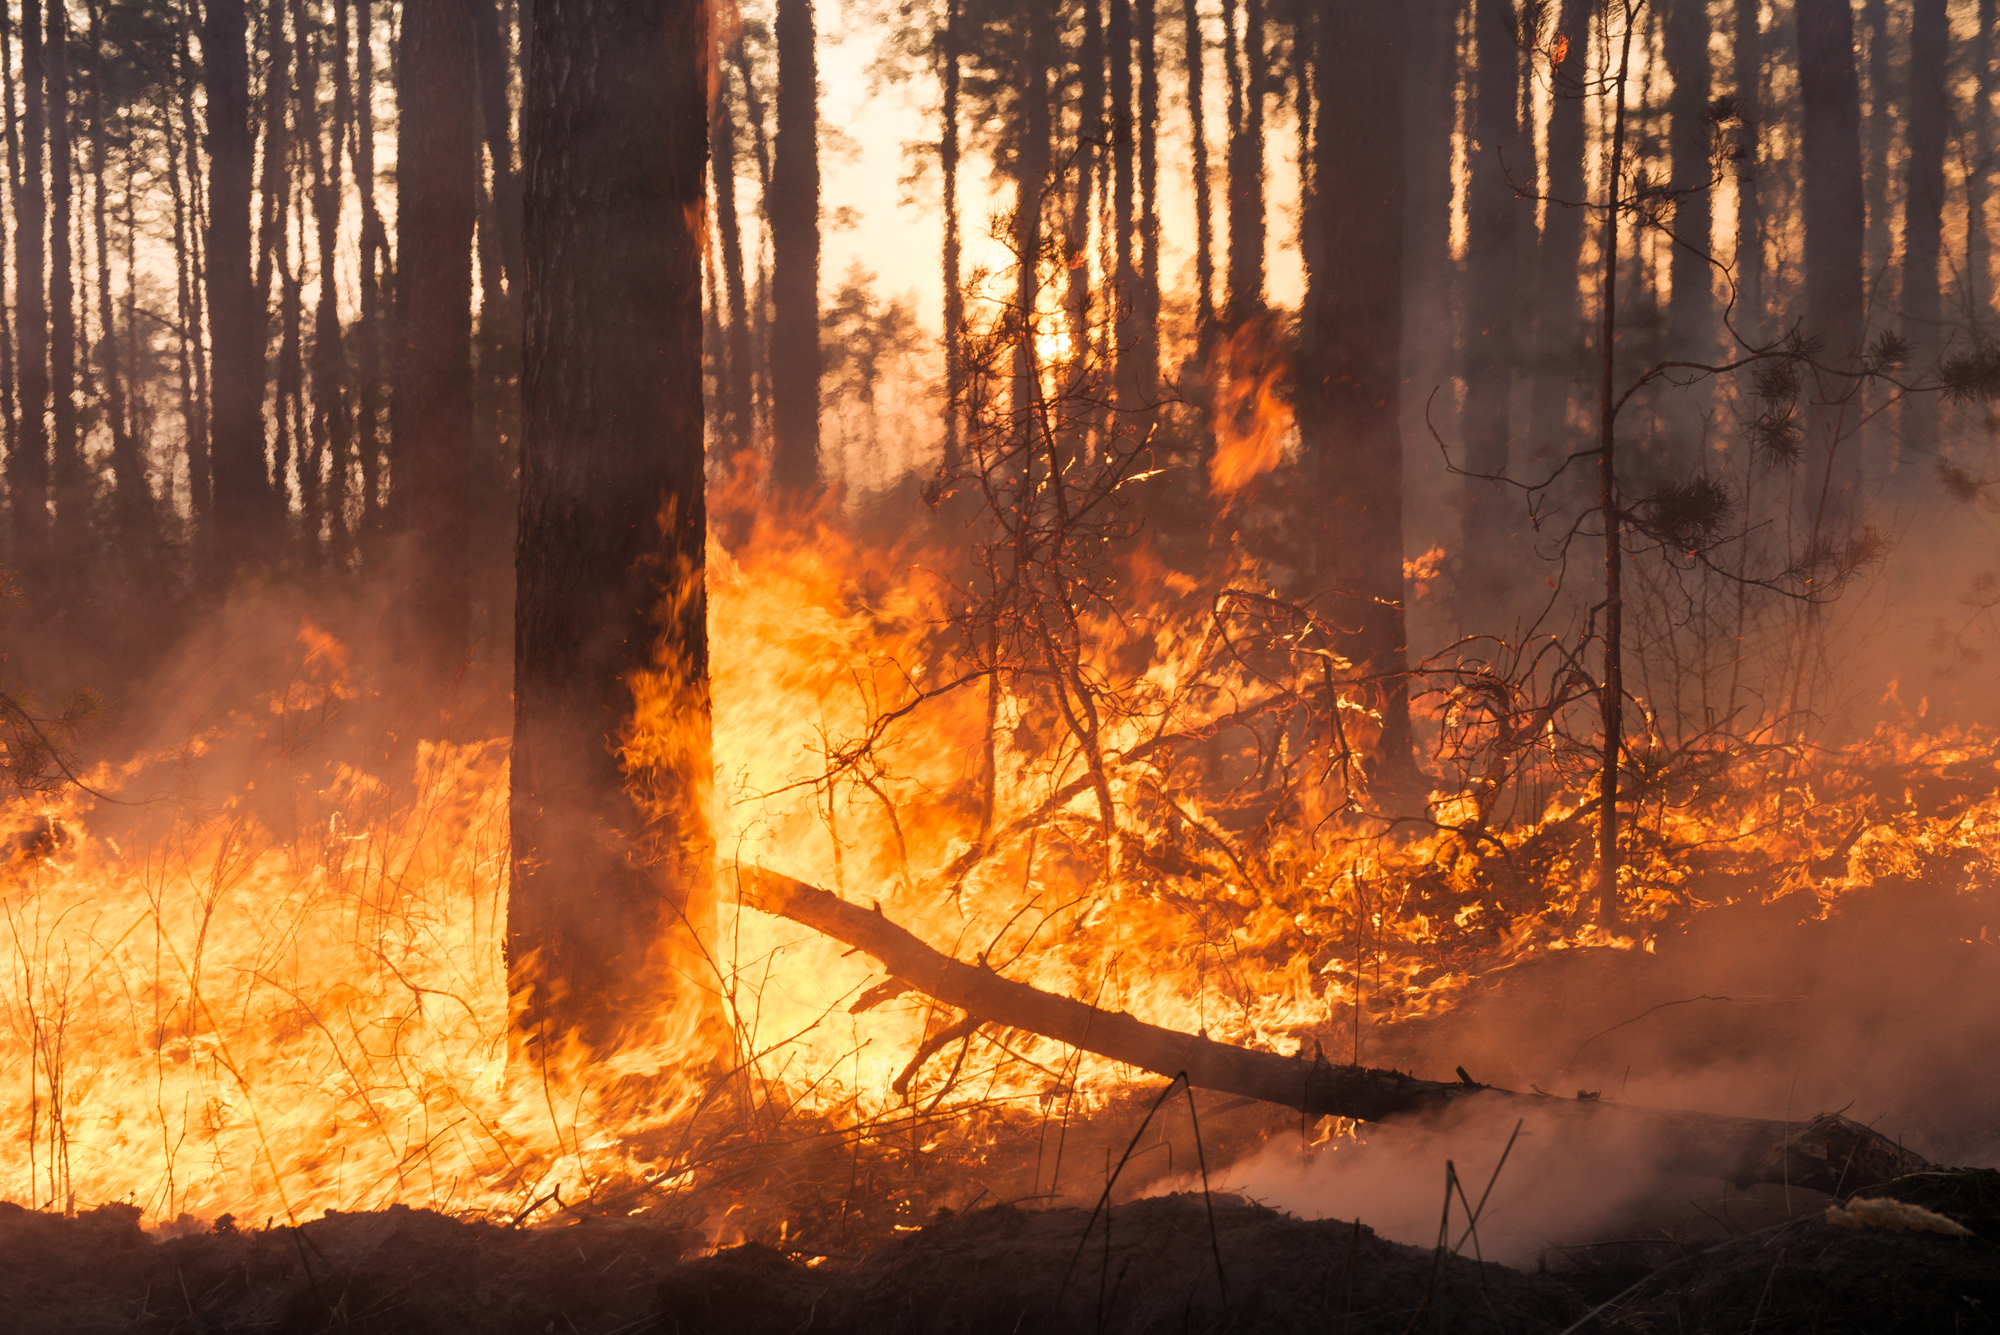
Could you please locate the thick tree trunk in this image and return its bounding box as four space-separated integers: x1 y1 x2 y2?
1899 0 1946 464
511 0 716 1057
206 0 271 581
770 0 820 491
10 0 46 584
1304 0 1418 805
1458 0 1522 616
1860 0 1889 316
1971 0 1995 335
738 867 1935 1198
1796 0 1866 536
394 0 478 667
1664 0 1711 364
1012 0 1050 427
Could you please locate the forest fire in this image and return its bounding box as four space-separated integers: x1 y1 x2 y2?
3 0 2000 1329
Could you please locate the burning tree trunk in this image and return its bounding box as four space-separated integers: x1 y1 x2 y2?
770 0 820 491
511 0 715 1057
1303 0 1419 804
737 867 1934 1198
394 0 478 667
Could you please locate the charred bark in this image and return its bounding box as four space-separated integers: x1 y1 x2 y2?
940 0 963 469
1664 0 1711 365
511 0 715 1056
1183 0 1212 359
394 0 478 667
1899 0 1946 464
738 867 1935 1199
1733 0 1762 336
713 48 753 461
1223 0 1263 322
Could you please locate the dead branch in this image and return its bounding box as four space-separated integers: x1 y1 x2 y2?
735 866 1935 1197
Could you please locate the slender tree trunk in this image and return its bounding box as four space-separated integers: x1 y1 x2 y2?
1796 0 1866 535
1527 0 1590 459
1183 0 1212 360
1065 0 1100 391
1109 0 1134 401
1899 0 1946 463
511 0 716 1058
770 0 820 491
1013 0 1051 427
1459 0 1523 614
1970 0 1994 337
1293 0 1316 357
940 0 963 469
713 47 752 459
1308 0 1419 803
354 0 385 556
1134 0 1158 399
1401 0 1453 519
255 0 290 338
474 0 522 292
87 0 145 548
1224 0 1264 321
4 0 39 581
48 0 81 587
471 0 520 652
321 0 353 567
1860 0 1889 313
1733 0 1763 337
394 0 477 668
730 42 773 442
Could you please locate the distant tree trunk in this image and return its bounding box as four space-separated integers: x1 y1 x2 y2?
174 4 211 524
1224 0 1264 321
1293 0 1317 356
1184 0 1213 359
394 0 477 667
1860 0 1889 313
940 0 963 468
9 0 46 582
1796 0 1866 534
511 0 716 1057
255 0 290 333
1134 0 1159 399
1012 0 1051 425
1664 0 1711 360
712 47 753 459
471 0 521 651
770 0 820 491
1307 0 1418 802
1459 0 1522 613
88 0 146 548
1527 0 1590 459
48 0 82 587
0 12 17 472
1109 0 1135 401
474 0 523 292
1401 0 1453 498
353 0 386 556
1733 0 1763 336
1899 0 1946 462
321 0 354 568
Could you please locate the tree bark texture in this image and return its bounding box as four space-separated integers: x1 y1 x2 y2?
1664 0 1710 364
1526 0 1590 461
769 0 820 491
737 867 1934 1199
1899 0 1946 463
1305 0 1418 802
205 0 271 581
395 0 478 667
712 48 753 460
511 0 715 1056
1733 0 1762 335
1184 0 1213 357
46 0 79 585
1224 0 1263 321
1795 0 1866 533
10 0 46 584
1458 0 1522 615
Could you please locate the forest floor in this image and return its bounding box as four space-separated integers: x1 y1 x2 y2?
2 1172 1996 1333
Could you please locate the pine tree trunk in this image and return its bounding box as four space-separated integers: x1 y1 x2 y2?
1459 0 1522 614
1183 0 1212 359
87 0 146 549
1970 0 1994 335
1796 0 1866 536
1134 0 1158 399
1898 0 1946 462
48 0 82 586
320 0 353 568
730 42 773 441
1109 0 1134 401
1860 0 1889 315
1307 0 1419 803
1733 0 1763 337
712 47 753 459
394 0 477 667
1224 0 1263 321
1401 0 1453 504
353 0 385 558
1012 0 1051 428
8 0 44 582
940 0 963 468
770 0 820 491
510 0 716 1058
207 0 270 579
471 0 520 652
0 12 17 470
1526 0 1590 462
1664 0 1711 362
1065 0 1100 395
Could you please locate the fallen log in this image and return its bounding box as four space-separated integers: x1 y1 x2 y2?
734 866 1935 1197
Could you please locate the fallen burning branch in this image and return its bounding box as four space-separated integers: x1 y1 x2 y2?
734 866 1934 1197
